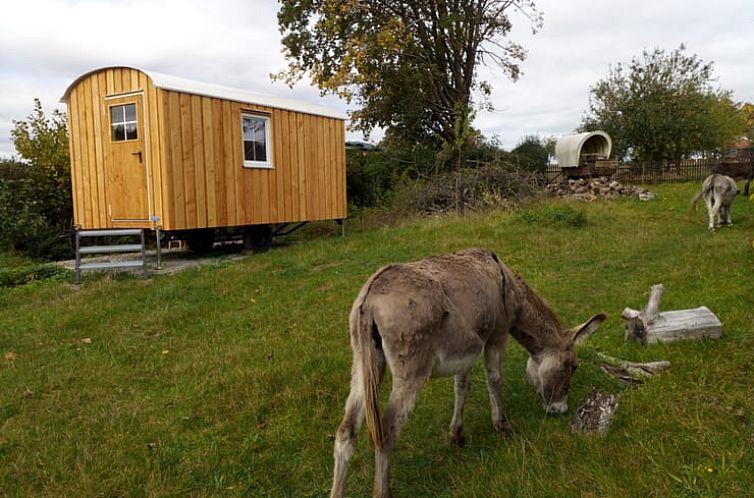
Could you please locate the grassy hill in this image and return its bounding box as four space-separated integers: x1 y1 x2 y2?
1 182 753 497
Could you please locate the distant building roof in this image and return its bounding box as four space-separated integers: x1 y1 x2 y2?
734 137 752 150
346 141 379 151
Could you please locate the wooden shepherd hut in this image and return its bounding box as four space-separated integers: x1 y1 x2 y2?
61 66 347 251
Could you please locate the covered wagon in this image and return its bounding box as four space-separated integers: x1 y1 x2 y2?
555 131 615 177
61 66 347 253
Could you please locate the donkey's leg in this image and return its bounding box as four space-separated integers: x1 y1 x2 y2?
449 371 470 446
704 195 716 230
373 376 426 498
483 339 513 435
712 200 723 228
331 364 367 498
722 202 733 225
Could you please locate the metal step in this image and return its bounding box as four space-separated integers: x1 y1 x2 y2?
78 229 143 237
78 260 146 271
78 244 143 254
75 228 149 284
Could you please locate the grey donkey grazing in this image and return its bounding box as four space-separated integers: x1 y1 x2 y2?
691 173 738 231
330 248 606 498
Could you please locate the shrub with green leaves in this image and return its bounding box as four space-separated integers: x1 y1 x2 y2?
4 99 74 260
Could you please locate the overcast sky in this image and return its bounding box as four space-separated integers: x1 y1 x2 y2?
1 0 752 159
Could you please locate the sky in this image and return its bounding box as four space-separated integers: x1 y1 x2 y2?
1 0 752 159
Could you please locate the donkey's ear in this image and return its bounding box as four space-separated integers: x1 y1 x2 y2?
570 313 607 344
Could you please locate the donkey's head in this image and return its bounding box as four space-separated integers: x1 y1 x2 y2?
526 314 606 415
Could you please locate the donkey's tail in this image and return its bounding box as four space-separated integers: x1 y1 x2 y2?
356 303 384 450
690 185 707 212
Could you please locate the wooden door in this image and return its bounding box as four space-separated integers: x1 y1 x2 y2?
104 94 150 221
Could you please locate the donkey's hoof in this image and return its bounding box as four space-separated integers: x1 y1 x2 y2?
449 427 466 447
494 419 514 436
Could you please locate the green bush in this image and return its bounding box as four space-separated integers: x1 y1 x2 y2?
0 161 74 260
3 100 74 261
510 134 550 174
346 149 395 208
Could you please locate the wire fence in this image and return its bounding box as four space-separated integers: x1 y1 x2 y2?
546 158 753 184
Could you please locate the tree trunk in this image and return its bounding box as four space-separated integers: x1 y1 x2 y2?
455 151 465 216
455 173 464 216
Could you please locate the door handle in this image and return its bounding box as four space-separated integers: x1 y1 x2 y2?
131 151 143 163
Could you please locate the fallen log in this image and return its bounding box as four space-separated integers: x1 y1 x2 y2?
573 351 671 434
622 284 722 344
597 352 671 385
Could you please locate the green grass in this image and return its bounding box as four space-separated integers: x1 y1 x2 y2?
1 183 753 497
0 254 72 288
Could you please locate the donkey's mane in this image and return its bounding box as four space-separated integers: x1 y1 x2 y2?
512 276 567 352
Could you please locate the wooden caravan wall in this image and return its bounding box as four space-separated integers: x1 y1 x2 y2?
67 68 162 229
158 91 346 231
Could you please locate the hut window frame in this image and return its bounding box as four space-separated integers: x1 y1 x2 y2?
241 112 273 169
109 103 138 142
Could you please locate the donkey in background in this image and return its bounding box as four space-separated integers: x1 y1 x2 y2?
691 173 739 231
330 248 606 498
711 159 752 196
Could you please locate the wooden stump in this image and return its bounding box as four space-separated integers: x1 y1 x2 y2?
571 389 620 435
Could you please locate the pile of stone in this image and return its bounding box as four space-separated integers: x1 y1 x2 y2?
546 176 655 201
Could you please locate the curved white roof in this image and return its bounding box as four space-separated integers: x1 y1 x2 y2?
555 131 612 167
60 66 348 120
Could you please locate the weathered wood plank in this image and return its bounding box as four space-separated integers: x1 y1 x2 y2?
623 284 722 344
644 307 722 343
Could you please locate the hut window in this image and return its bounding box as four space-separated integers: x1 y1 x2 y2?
242 113 272 168
110 104 138 141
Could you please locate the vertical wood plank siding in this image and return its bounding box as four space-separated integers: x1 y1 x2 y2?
67 68 346 231
67 68 163 228
158 90 346 230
